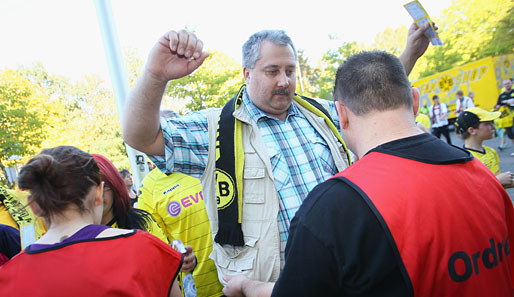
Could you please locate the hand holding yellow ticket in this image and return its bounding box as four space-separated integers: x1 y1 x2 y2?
404 0 444 46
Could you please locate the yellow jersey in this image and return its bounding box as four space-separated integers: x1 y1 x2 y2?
110 216 168 243
139 169 223 297
415 113 431 130
465 145 500 174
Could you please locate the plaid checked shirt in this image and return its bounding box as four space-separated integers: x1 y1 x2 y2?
150 90 342 264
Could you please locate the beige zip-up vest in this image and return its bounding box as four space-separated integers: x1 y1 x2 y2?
201 99 349 284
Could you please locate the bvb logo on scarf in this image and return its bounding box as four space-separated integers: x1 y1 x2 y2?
215 169 235 209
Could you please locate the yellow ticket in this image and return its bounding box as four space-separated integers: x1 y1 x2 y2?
404 0 444 46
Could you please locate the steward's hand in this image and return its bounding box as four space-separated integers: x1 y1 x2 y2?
400 22 437 75
405 22 434 60
145 29 210 83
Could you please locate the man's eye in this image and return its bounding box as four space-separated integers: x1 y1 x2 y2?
266 70 277 75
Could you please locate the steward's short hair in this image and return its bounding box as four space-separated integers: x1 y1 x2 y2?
333 51 412 115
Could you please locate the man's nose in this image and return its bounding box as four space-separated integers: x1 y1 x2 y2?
277 72 290 87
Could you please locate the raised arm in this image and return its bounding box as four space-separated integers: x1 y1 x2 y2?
122 30 209 156
399 22 432 76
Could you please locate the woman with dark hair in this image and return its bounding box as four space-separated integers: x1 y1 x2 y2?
119 168 138 206
91 154 167 242
0 146 182 297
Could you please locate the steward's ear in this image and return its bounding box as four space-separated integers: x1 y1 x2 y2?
335 100 349 130
411 87 420 115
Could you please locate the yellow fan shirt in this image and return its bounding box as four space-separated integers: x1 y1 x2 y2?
465 145 500 174
139 169 223 297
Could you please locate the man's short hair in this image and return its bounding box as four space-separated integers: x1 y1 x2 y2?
333 51 412 115
456 90 464 96
432 95 439 100
242 30 297 69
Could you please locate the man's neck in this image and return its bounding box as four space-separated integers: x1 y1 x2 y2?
351 109 423 159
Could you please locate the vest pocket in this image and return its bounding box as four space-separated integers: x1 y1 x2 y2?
243 167 265 204
242 167 267 223
210 241 257 273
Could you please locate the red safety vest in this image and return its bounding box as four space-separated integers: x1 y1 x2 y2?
0 230 182 297
335 152 514 296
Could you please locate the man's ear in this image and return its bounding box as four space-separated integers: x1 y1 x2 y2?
411 87 420 115
335 100 349 130
243 67 251 84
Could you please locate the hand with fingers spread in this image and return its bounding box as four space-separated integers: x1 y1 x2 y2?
146 29 210 83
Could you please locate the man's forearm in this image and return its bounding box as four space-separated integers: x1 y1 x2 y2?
241 279 275 297
122 71 168 155
223 275 275 297
399 50 417 77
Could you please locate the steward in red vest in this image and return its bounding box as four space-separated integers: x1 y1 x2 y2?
271 51 514 297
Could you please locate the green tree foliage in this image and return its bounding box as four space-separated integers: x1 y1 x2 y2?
124 48 144 89
66 75 129 169
372 26 408 57
478 4 514 57
314 41 366 100
0 70 48 187
18 64 130 171
165 51 244 111
296 49 318 97
17 63 85 148
439 0 510 63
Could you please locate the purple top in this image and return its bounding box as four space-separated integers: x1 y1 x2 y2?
28 224 111 252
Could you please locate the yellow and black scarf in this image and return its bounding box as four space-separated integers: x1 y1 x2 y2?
0 186 41 248
214 85 350 246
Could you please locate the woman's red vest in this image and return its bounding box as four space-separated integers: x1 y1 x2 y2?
0 230 182 297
